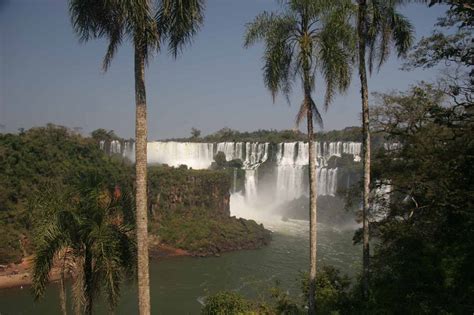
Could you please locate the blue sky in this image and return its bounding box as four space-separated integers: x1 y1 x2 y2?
0 0 445 139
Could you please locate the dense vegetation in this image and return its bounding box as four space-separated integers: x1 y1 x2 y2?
157 209 270 256
0 125 131 263
202 266 353 315
365 84 473 313
31 175 136 314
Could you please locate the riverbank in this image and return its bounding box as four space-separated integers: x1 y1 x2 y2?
0 230 272 291
0 243 190 290
0 257 59 290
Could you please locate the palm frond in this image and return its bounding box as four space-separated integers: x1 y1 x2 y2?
365 0 379 73
88 221 135 311
32 223 68 300
118 188 136 226
247 0 356 131
263 39 295 103
245 12 298 102
316 1 354 109
295 95 323 129
244 11 276 48
103 26 124 71
365 0 414 72
157 0 205 58
390 10 414 57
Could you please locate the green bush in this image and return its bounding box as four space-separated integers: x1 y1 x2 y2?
301 266 351 315
201 291 251 315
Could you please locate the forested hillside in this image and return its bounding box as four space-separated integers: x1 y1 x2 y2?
0 125 132 263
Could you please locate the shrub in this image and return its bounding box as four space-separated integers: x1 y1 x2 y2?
301 266 351 315
202 291 251 315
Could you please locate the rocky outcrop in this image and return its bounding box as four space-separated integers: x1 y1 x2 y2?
148 165 231 217
147 165 271 256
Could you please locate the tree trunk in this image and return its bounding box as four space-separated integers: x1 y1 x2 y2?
358 0 371 299
307 96 318 315
84 249 93 315
135 43 151 315
59 270 67 315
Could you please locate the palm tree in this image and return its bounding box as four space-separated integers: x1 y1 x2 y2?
69 1 204 313
244 1 354 313
32 177 136 315
356 0 413 298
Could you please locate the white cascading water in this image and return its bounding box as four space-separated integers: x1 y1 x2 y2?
120 140 361 206
244 169 258 203
343 142 362 162
274 142 345 201
275 142 306 201
147 142 215 169
110 140 121 154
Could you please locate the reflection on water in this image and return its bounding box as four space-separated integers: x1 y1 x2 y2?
0 200 361 314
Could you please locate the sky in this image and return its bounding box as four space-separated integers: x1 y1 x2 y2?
0 0 445 140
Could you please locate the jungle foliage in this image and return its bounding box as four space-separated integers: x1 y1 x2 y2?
0 124 132 263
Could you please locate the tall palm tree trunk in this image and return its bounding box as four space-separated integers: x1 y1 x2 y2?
358 0 371 299
300 14 318 314
58 250 68 315
307 95 318 315
135 43 151 315
59 271 67 315
84 250 93 315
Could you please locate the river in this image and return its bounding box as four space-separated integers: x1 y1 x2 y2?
0 196 361 314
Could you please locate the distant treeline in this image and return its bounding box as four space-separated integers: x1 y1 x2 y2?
85 126 388 146
164 126 373 143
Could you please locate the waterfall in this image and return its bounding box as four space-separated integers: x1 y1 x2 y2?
342 142 361 162
233 168 237 193
216 142 240 161
275 142 306 202
110 140 121 154
273 142 342 203
147 141 215 169
244 169 258 203
328 168 338 196
116 140 361 203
